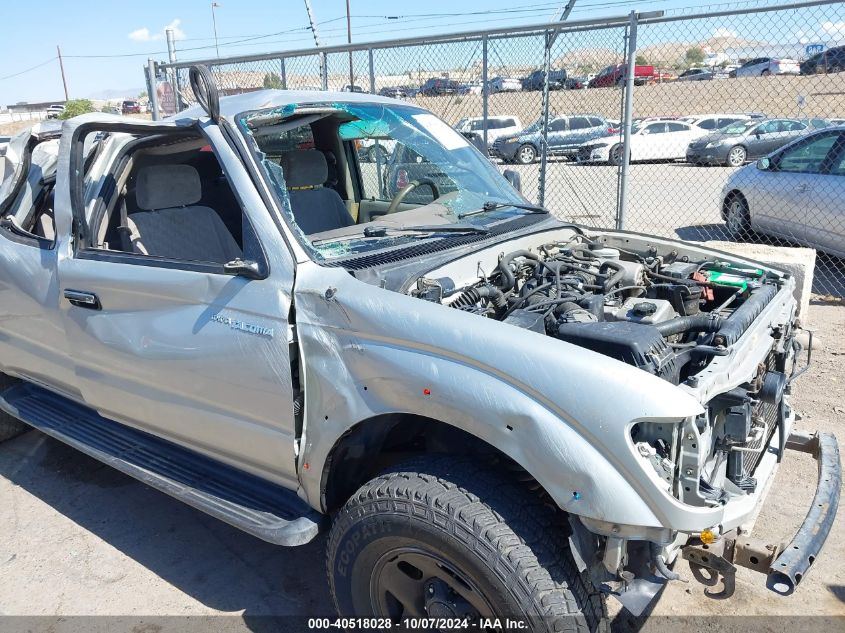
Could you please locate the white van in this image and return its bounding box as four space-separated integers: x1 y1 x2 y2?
455 115 523 144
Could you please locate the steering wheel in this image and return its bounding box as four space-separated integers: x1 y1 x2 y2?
386 178 440 215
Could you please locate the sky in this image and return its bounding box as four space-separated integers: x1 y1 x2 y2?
1 0 843 105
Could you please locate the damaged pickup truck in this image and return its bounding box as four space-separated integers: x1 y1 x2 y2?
0 66 838 629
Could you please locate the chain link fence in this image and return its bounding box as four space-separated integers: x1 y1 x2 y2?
152 0 845 297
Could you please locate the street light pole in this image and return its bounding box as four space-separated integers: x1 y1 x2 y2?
211 2 221 58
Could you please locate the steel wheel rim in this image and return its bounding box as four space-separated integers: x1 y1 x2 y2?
370 546 497 623
519 146 535 163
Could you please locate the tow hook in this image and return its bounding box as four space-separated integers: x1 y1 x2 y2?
683 535 780 598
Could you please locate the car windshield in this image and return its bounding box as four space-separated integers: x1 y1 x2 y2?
721 120 757 134
238 102 527 260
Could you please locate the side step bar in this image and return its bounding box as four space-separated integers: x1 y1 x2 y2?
0 383 323 546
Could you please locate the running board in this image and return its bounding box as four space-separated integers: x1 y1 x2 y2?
0 382 323 546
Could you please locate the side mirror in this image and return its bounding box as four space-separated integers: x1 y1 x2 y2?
756 158 770 170
503 169 522 193
224 258 264 280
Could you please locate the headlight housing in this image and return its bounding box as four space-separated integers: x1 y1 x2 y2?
705 141 722 149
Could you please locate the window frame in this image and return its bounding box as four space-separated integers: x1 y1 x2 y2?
68 120 269 278
773 131 844 175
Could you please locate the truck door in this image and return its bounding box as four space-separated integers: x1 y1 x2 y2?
54 117 300 486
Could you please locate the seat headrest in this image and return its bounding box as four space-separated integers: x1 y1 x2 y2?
279 150 328 189
136 164 202 210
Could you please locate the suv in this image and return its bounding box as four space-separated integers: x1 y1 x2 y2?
733 57 800 77
454 116 523 145
419 78 462 96
45 104 65 119
0 69 837 627
588 63 655 87
491 114 611 163
121 100 141 114
800 45 845 75
522 69 567 91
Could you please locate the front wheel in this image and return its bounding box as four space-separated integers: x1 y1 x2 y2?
516 144 537 164
609 143 624 166
327 458 605 631
725 193 751 238
726 145 747 167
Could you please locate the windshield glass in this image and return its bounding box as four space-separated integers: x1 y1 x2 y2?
721 120 756 134
238 102 527 260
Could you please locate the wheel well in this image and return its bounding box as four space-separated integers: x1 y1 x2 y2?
320 413 539 512
722 189 746 219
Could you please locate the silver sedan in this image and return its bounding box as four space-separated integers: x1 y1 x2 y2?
721 125 845 257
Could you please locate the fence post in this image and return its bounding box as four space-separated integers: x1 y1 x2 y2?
617 10 638 230
280 58 287 89
165 28 182 111
320 52 328 90
538 31 553 207
481 35 489 149
368 48 376 94
147 58 161 121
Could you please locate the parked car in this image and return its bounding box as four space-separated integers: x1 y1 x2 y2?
564 77 586 89
491 115 612 163
679 113 754 133
454 116 523 145
342 84 365 93
488 76 523 93
1 78 833 626
678 68 714 81
419 78 462 96
800 45 845 75
686 118 826 166
733 57 800 77
588 63 656 88
378 86 407 98
721 125 845 256
522 69 567 91
121 100 141 114
578 119 707 165
45 104 65 119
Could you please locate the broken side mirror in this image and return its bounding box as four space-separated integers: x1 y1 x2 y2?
224 258 264 280
503 169 522 193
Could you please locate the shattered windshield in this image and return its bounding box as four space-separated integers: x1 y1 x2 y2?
237 102 527 260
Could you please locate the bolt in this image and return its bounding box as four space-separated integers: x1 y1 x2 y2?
687 433 695 441
324 287 337 300
611 525 620 534
685 468 694 476
428 585 434 594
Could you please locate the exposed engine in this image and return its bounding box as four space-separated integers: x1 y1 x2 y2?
412 237 783 387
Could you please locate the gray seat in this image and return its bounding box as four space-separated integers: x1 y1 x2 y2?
279 150 355 235
128 164 242 264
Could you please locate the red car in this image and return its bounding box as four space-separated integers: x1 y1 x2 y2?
121 100 141 114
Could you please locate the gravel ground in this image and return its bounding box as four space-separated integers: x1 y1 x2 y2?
0 302 842 632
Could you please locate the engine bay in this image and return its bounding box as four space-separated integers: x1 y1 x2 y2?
411 235 784 387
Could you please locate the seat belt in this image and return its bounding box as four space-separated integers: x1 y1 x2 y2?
116 199 133 252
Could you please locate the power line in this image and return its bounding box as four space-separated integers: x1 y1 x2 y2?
0 56 57 81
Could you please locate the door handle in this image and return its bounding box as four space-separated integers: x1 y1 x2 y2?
796 183 809 193
64 289 101 310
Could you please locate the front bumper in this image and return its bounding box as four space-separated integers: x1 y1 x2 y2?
686 147 728 164
490 140 520 161
683 430 840 597
577 144 611 163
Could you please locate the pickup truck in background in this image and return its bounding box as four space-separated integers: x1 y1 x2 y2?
0 66 838 631
588 63 672 87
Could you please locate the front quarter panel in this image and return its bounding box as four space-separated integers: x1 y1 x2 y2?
294 262 723 530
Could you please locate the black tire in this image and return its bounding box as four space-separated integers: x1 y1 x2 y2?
724 193 751 239
726 145 747 167
327 457 606 632
761 69 771 76
515 144 537 164
0 374 28 443
609 144 624 166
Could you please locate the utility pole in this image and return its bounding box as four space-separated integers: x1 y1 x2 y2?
346 0 353 88
56 45 69 101
303 0 323 83
211 2 221 58
165 28 182 111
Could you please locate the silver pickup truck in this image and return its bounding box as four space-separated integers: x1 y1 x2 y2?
0 66 838 630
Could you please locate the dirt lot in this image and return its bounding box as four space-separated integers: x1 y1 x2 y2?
0 298 841 631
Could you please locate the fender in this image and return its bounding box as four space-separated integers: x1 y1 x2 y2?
293 262 730 531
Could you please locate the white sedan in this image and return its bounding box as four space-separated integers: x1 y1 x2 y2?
733 57 800 77
576 120 706 165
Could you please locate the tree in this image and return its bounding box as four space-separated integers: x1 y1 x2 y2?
59 99 95 119
685 47 705 66
137 90 148 100
263 72 284 89
635 55 648 66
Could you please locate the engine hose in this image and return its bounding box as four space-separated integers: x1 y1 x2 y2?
600 260 625 292
497 250 540 291
451 284 507 310
654 313 723 337
713 283 778 347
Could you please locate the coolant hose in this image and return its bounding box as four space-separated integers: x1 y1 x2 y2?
600 260 625 292
713 283 778 347
451 284 507 310
654 313 723 337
